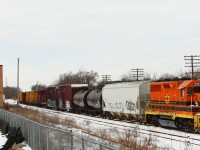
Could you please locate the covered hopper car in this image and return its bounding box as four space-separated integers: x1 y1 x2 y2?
102 81 150 120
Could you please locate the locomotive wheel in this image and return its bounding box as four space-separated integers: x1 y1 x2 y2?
153 117 159 127
183 119 194 132
146 115 153 124
175 118 183 130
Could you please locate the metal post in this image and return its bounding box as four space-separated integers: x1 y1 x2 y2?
28 121 30 145
33 123 35 149
70 130 73 150
57 130 60 150
39 126 41 150
47 128 49 150
100 144 103 150
82 138 85 150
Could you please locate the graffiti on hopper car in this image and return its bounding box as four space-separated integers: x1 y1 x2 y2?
126 101 135 111
107 102 123 110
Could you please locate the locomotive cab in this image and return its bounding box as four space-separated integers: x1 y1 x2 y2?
178 80 200 111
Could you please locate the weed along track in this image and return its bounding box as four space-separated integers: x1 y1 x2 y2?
5 103 200 149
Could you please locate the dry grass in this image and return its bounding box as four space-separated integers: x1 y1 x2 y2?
5 104 169 149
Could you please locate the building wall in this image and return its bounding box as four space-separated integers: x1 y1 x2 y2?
0 65 3 108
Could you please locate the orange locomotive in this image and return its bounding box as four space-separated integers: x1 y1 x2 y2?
145 79 200 132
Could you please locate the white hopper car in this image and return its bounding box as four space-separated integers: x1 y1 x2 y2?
102 81 150 120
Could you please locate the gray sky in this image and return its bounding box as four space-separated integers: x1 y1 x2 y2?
0 0 200 91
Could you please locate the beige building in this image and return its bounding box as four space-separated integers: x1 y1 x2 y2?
0 65 3 108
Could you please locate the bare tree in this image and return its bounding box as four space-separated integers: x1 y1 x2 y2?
54 69 99 86
31 83 47 90
143 72 151 81
193 68 200 79
121 71 151 81
120 71 133 81
151 73 158 81
158 73 175 81
3 86 19 99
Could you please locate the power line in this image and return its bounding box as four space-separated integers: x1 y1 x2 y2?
131 68 144 81
102 75 111 83
184 55 200 79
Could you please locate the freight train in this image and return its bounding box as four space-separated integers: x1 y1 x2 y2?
19 79 200 132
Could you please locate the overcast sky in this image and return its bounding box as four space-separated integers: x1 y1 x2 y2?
0 0 200 91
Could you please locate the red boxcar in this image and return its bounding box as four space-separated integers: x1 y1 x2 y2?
47 86 58 109
57 84 88 111
38 89 48 107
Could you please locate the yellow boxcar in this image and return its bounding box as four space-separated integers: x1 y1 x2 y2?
26 91 31 104
30 91 38 105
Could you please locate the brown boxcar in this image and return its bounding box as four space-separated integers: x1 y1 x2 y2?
47 86 58 109
19 92 26 104
57 84 88 111
38 89 48 107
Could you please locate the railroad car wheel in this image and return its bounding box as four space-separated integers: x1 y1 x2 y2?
146 115 153 124
109 114 113 120
105 112 113 120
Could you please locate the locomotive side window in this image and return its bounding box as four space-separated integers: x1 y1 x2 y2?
181 88 185 97
193 87 200 93
187 87 193 95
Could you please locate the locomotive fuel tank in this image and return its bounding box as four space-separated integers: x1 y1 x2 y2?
102 81 150 120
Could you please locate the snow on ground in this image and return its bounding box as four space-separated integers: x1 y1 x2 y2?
0 131 32 150
4 99 18 105
3 99 200 150
22 104 200 150
0 131 7 148
0 99 32 149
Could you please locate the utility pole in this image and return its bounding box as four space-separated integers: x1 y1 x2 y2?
131 68 144 81
102 75 111 84
17 57 20 106
184 55 200 79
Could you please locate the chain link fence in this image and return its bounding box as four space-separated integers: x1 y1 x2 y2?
0 109 117 150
